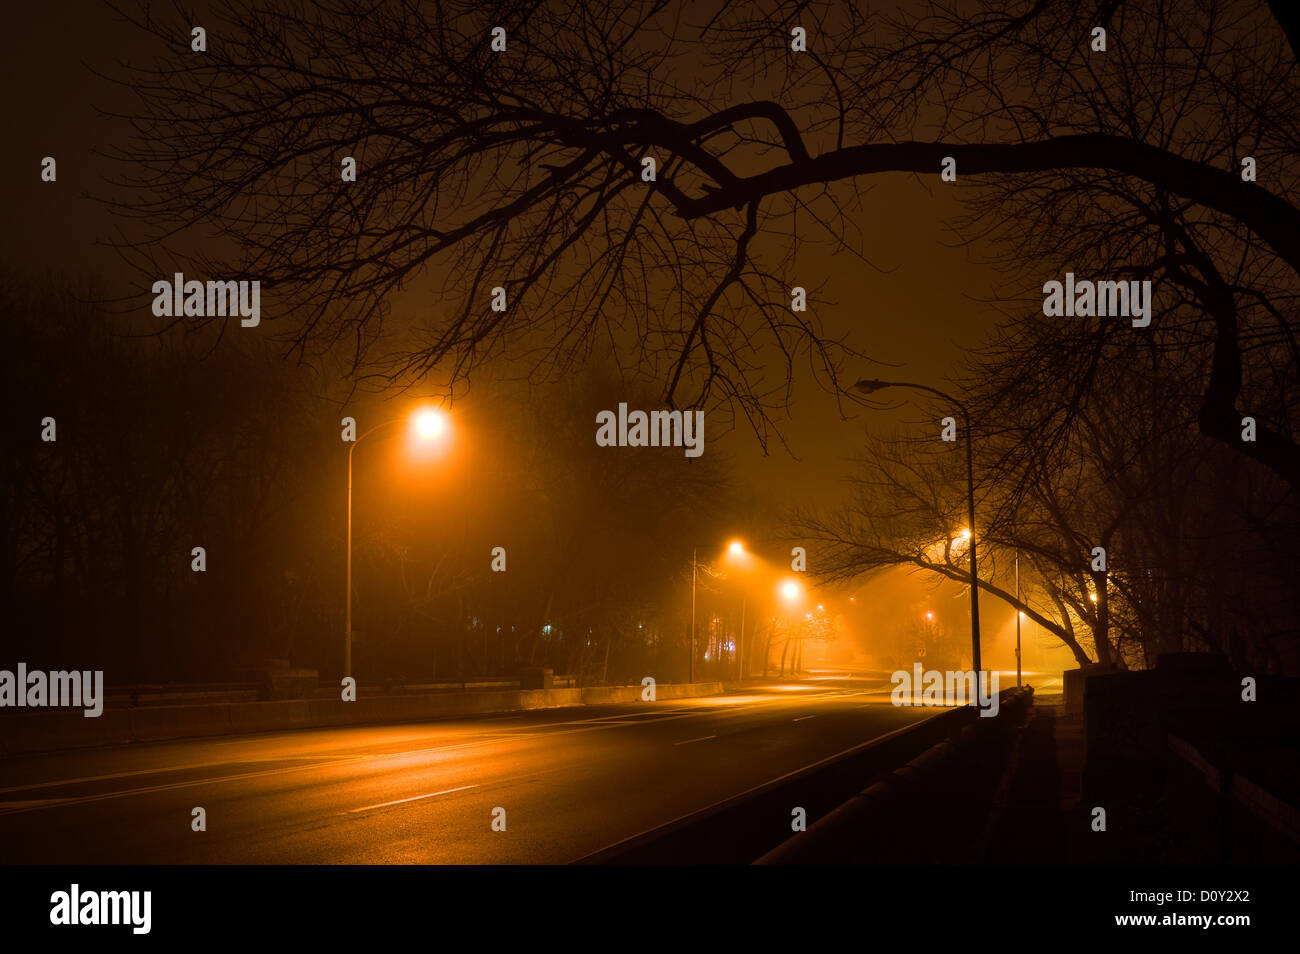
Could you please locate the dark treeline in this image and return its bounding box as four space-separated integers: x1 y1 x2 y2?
1 269 746 685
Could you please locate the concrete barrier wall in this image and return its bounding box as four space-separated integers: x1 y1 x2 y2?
754 687 1036 864
130 703 235 742
0 682 724 756
578 687 1032 865
0 710 135 755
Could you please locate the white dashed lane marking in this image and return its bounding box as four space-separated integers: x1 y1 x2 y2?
346 785 478 814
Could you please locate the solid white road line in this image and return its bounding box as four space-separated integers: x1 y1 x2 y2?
673 735 717 746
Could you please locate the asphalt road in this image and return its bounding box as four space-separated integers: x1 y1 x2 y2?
0 673 935 864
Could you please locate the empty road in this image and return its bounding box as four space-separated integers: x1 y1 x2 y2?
0 674 935 864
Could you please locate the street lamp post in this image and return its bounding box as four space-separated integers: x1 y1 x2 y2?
775 578 805 678
737 595 746 681
690 540 749 684
690 546 697 684
854 378 982 676
345 409 448 680
725 540 748 682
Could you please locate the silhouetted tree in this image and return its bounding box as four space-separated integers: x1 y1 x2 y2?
109 0 1299 475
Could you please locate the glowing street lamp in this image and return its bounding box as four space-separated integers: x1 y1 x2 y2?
779 578 803 604
414 408 448 440
345 406 451 678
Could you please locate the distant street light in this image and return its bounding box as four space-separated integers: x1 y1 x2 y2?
855 378 983 675
346 406 451 679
